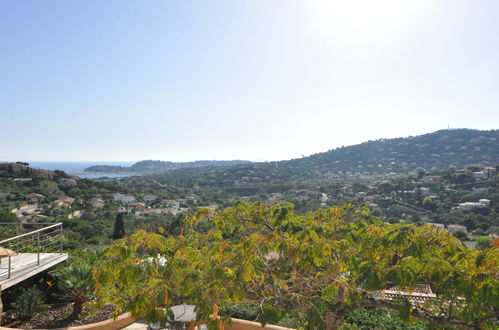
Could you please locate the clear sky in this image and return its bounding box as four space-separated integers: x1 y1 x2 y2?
1 0 498 162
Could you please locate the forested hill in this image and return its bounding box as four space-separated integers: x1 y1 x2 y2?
84 160 251 173
143 129 499 187
282 129 499 174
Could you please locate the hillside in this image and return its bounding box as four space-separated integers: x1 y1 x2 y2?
284 128 499 174
142 129 499 188
84 159 251 174
0 162 55 179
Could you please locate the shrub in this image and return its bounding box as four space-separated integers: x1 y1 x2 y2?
11 286 46 321
51 264 95 317
342 308 427 330
476 236 493 250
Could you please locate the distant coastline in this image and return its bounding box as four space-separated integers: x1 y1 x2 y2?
27 161 135 179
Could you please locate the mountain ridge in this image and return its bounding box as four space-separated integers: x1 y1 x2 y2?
85 129 499 181
84 159 252 174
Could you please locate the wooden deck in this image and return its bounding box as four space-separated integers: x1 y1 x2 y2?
0 253 68 290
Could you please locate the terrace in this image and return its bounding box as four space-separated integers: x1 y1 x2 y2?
0 222 68 290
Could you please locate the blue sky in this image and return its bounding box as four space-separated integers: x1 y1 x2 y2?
1 0 498 162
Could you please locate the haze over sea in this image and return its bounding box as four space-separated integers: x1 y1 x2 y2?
27 161 134 179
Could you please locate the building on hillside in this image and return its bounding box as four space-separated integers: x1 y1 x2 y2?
146 208 162 215
12 204 39 217
113 193 136 204
164 200 180 209
163 208 179 215
364 195 379 203
54 196 75 206
89 198 105 209
144 194 158 202
479 199 491 207
485 167 496 178
421 176 444 185
26 193 46 202
68 210 83 219
196 205 218 211
419 187 430 196
446 224 468 234
425 222 445 230
457 202 482 211
472 171 487 180
130 202 146 209
457 199 490 211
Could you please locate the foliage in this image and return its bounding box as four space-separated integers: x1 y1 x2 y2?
67 247 107 267
94 202 499 329
218 303 260 321
51 264 96 317
342 308 427 329
11 286 47 321
476 236 493 251
0 209 19 223
453 231 468 242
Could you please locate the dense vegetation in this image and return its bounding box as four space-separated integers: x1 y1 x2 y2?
1 129 498 328
87 129 499 185
84 160 251 174
94 202 498 329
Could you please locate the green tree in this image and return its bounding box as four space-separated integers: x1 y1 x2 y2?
476 236 493 250
422 197 433 210
95 203 498 329
453 231 468 242
0 209 18 222
112 213 125 240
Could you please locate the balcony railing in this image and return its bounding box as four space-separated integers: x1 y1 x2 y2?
0 222 63 279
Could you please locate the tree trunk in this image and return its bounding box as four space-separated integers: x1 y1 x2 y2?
325 312 340 330
72 297 85 318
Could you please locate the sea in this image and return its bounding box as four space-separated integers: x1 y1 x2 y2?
27 161 135 179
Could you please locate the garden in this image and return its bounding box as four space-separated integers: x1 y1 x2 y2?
1 202 497 329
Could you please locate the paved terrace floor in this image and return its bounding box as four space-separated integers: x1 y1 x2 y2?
0 253 68 290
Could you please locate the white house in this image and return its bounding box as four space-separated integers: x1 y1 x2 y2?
457 202 480 211
113 193 136 204
472 171 487 180
479 199 491 207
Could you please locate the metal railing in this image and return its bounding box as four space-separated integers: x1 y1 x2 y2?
0 222 63 279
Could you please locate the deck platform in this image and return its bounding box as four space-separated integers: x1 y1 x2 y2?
0 253 68 290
